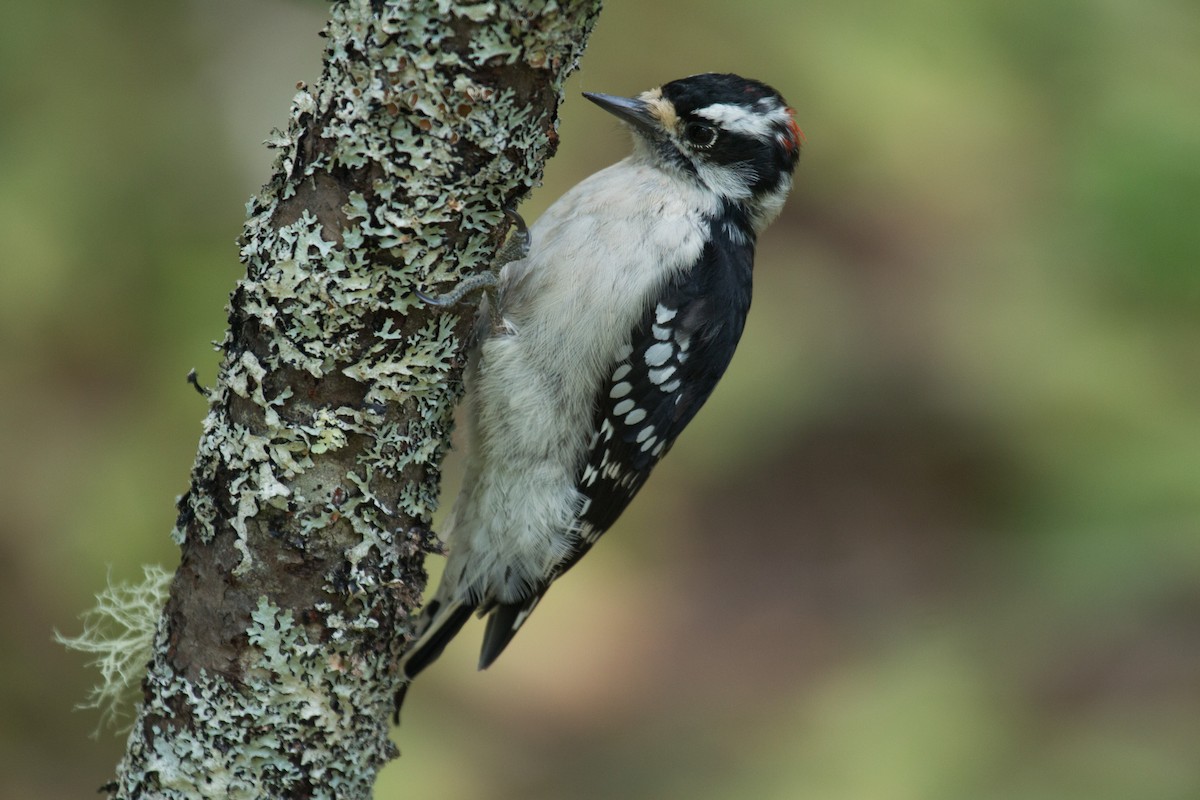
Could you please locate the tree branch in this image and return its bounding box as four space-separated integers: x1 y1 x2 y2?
108 1 601 796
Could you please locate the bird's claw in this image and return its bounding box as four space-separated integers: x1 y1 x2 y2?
415 206 528 307
415 271 498 308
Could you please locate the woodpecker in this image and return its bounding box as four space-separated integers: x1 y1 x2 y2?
398 73 802 707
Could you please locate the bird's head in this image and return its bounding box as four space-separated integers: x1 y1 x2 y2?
585 73 803 232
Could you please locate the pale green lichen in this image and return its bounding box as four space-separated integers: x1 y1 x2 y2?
121 597 397 798
56 566 174 734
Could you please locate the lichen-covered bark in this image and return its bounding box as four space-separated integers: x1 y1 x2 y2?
110 1 601 797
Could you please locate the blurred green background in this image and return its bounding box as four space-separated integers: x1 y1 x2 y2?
4 0 1198 797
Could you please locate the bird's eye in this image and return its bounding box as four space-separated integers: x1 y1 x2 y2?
683 121 718 148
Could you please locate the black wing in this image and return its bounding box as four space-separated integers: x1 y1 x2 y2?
479 219 755 667
574 256 753 545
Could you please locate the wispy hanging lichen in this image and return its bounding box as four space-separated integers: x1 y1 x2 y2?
56 565 174 734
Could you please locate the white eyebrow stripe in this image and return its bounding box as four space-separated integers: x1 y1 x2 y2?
695 102 788 138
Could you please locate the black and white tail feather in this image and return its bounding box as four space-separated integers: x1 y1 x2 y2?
397 73 801 716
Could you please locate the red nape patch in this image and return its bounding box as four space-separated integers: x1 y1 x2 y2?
783 107 805 153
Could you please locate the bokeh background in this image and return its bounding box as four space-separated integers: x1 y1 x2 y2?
4 0 1199 797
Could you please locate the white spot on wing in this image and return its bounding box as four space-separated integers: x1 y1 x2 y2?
609 382 632 399
649 366 675 385
612 364 631 382
656 305 677 324
636 425 655 443
613 399 635 415
625 408 647 425
644 342 672 367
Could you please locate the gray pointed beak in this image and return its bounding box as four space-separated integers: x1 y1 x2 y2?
583 92 659 135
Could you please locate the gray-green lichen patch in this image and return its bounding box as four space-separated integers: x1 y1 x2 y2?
118 598 397 798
